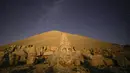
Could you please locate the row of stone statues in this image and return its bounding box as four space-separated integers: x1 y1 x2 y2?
0 45 49 66
0 45 129 67
0 45 88 73
82 47 130 69
0 45 130 73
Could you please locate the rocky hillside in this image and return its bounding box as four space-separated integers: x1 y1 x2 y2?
0 30 119 51
0 30 129 73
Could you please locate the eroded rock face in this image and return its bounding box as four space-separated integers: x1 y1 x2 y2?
5 45 17 65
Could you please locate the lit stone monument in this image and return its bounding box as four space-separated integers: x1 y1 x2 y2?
47 33 87 73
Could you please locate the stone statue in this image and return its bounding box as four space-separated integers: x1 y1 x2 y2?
47 33 87 73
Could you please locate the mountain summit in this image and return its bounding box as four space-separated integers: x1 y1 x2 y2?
0 30 120 50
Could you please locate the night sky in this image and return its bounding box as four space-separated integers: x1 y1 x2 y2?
0 0 130 45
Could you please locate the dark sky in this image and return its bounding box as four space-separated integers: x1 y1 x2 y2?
0 0 130 45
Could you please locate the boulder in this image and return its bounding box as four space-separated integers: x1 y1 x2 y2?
0 51 4 65
103 58 113 66
89 55 105 68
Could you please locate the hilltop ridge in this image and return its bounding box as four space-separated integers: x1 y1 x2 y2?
0 30 119 50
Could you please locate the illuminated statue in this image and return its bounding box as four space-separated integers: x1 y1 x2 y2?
47 33 86 73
